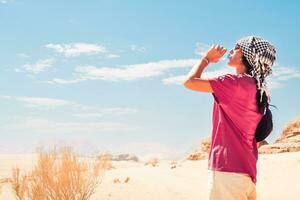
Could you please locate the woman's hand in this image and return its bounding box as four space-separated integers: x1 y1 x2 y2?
204 44 227 63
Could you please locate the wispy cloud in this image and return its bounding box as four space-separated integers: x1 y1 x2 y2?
72 107 137 118
130 44 146 53
0 117 140 134
162 75 186 86
0 95 138 117
194 42 210 56
22 58 55 74
0 0 13 4
44 78 86 84
106 54 120 58
0 95 11 99
270 64 300 81
45 43 108 57
16 96 72 108
265 64 300 89
48 58 198 83
266 78 284 89
1 96 73 108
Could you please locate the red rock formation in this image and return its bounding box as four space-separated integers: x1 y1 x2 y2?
187 137 211 161
259 117 300 154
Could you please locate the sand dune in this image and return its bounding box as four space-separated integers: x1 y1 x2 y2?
0 151 299 200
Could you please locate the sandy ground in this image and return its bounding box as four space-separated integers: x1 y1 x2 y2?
0 152 299 200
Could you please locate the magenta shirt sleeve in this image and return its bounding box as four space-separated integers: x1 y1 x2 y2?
208 74 239 105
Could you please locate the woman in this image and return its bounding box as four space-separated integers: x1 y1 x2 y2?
183 36 276 200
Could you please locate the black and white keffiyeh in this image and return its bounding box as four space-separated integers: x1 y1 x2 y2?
236 36 276 104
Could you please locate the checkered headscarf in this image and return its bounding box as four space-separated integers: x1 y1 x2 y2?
236 36 276 104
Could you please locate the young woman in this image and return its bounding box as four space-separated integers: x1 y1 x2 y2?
183 36 276 200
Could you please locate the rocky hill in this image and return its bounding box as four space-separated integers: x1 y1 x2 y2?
187 137 211 160
259 117 300 154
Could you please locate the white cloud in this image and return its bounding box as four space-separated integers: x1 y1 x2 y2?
0 0 13 3
162 75 186 85
106 54 120 58
14 68 22 73
16 96 73 108
264 64 300 89
130 44 146 53
45 78 86 84
22 58 55 74
0 118 140 134
266 79 284 89
0 95 12 99
270 64 300 81
1 95 138 117
46 58 197 84
194 42 211 57
0 95 76 109
45 43 107 57
73 107 137 118
75 58 198 81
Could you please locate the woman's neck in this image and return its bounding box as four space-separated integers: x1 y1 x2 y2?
235 64 247 75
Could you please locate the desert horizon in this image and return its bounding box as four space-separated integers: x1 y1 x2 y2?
0 116 299 200
0 149 299 199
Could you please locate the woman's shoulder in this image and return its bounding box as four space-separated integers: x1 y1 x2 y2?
212 73 256 87
215 73 238 80
222 73 254 79
236 74 257 90
222 73 257 89
237 73 256 82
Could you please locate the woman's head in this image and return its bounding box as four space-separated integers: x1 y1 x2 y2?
234 36 276 78
229 36 277 142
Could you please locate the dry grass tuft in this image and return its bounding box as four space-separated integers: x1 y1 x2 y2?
10 146 110 200
124 177 130 183
96 153 115 170
113 178 121 184
144 158 159 167
170 160 177 169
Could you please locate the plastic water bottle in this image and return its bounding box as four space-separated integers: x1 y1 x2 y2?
226 53 231 59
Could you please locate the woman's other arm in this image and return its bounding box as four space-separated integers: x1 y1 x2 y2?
183 45 227 93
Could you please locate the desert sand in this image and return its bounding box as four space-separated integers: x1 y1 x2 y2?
0 151 299 200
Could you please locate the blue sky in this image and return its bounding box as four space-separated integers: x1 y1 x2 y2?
0 0 299 159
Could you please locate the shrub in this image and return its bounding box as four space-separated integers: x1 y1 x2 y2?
11 147 110 200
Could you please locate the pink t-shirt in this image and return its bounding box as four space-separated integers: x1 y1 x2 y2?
208 73 263 184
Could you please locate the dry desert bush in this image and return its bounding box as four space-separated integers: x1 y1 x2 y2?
124 176 130 183
10 147 111 200
170 160 177 169
144 158 159 167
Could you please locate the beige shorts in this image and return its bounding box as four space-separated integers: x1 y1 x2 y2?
207 170 256 200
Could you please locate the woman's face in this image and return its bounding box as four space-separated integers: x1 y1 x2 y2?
227 44 244 68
